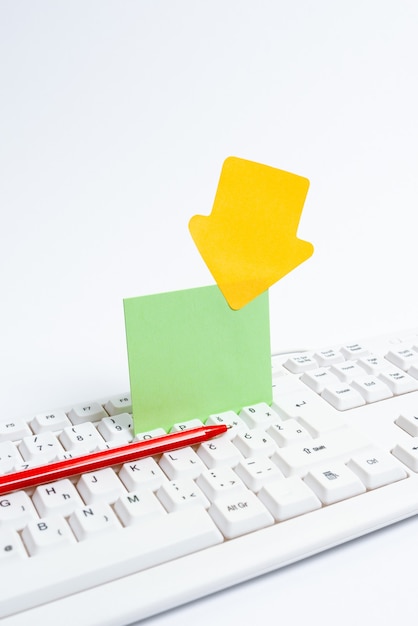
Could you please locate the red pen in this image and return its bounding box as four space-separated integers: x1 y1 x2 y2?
0 423 228 496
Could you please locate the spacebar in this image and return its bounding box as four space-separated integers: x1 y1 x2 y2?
1 508 223 619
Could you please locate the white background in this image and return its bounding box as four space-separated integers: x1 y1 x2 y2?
1 1 417 625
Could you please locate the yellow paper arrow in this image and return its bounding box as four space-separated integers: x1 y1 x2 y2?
189 157 314 310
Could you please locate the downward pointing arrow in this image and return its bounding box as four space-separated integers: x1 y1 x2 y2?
189 157 314 310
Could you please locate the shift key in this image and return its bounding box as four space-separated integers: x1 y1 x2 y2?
272 427 371 477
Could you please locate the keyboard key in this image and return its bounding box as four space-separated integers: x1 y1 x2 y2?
159 446 206 480
272 427 370 477
77 468 126 504
267 419 311 447
351 376 393 403
113 489 166 526
197 436 242 468
157 479 210 512
21 515 76 555
272 387 345 434
208 488 274 539
347 450 407 489
118 457 167 492
303 463 366 505
357 354 391 375
206 411 247 440
170 419 204 432
18 432 63 463
313 348 344 367
329 360 367 382
283 353 318 374
68 402 107 425
300 367 340 393
0 419 31 443
0 528 27 562
0 491 38 530
133 427 167 441
32 479 84 517
104 393 132 416
96 413 134 443
392 439 418 472
0 441 22 474
234 456 283 491
258 476 321 521
341 343 369 359
1 508 223 617
196 466 245 500
384 346 418 370
68 502 122 540
321 384 366 410
378 368 418 395
239 403 279 429
59 422 105 453
233 428 277 458
395 411 418 437
30 410 71 434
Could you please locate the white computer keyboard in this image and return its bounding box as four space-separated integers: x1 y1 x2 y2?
2 328 418 625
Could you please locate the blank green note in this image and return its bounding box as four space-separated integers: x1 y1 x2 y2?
123 284 272 434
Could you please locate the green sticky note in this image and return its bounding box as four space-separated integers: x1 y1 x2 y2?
124 284 272 434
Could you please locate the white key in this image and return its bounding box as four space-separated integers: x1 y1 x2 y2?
196 466 245 501
0 491 38 530
357 354 391 375
347 449 407 489
313 348 344 367
77 468 126 504
351 376 393 403
239 403 279 429
97 413 134 443
283 353 318 374
272 387 345 435
0 528 27 562
234 457 283 491
133 427 167 441
233 428 277 458
170 418 204 432
303 463 366 505
330 360 366 382
395 411 418 437
32 479 84 517
258 476 321 521
206 411 247 440
68 502 121 540
118 457 167 491
272 427 370 477
301 368 340 393
208 488 274 539
408 364 418 380
30 410 71 434
321 383 366 410
18 432 63 463
378 368 418 395
267 419 311 447
341 343 369 359
59 422 105 452
392 439 418 472
21 515 76 556
0 441 22 473
104 393 132 416
0 418 31 442
197 436 242 468
159 446 206 479
157 479 210 512
68 401 107 425
1 508 222 617
385 346 418 370
113 489 166 526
